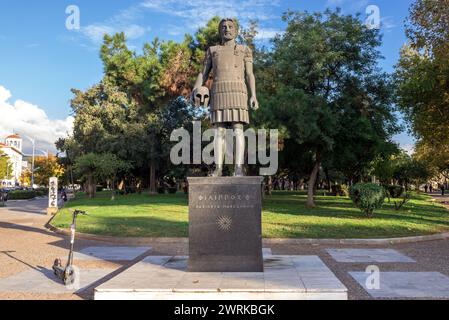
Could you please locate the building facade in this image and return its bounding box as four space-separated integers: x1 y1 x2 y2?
0 134 27 187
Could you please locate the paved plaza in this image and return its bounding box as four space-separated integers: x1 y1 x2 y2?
1 197 449 300
74 247 151 261
326 249 416 263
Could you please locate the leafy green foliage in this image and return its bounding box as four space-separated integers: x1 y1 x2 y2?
0 151 13 180
349 183 385 218
255 9 398 207
74 153 130 198
385 185 405 199
396 0 449 180
8 190 37 200
331 184 349 197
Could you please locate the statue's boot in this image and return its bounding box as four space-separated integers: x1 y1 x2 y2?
210 165 223 177
234 165 244 177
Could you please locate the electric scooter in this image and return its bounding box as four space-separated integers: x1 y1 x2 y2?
52 209 87 285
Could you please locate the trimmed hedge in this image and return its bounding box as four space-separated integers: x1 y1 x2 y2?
385 185 404 199
8 190 37 200
35 188 48 197
349 183 385 218
167 187 178 194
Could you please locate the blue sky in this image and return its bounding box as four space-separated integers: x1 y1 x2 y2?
0 0 415 153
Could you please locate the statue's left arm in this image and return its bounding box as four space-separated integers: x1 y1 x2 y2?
244 46 259 110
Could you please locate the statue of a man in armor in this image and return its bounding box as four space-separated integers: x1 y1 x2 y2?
192 18 259 177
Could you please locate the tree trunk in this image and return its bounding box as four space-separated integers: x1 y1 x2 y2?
149 160 157 194
307 151 321 208
324 168 331 192
266 176 273 196
111 177 116 201
86 173 96 199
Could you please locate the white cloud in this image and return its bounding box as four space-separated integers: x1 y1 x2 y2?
381 16 397 31
401 144 416 156
73 0 280 46
81 24 115 44
326 0 369 12
141 0 280 30
0 85 74 155
255 28 282 40
81 23 148 44
78 3 151 45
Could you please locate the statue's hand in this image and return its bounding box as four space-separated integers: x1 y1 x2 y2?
250 96 259 111
190 88 198 106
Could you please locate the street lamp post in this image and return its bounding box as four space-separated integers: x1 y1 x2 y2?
24 136 36 189
31 139 35 189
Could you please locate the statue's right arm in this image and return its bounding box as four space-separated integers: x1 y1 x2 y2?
199 48 213 87
192 49 212 102
202 54 212 86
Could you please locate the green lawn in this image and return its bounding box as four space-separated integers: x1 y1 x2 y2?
51 191 449 239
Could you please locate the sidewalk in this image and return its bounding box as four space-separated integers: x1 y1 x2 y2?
431 192 449 208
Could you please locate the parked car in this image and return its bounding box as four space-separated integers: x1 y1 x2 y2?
0 189 8 203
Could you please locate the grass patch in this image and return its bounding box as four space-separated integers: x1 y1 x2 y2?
51 191 449 239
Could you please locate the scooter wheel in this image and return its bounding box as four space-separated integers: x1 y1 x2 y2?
53 258 62 267
53 258 62 275
64 266 79 286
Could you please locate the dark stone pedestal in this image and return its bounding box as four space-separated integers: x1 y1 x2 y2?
188 177 264 272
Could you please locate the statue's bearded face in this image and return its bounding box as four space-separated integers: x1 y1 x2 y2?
220 20 237 42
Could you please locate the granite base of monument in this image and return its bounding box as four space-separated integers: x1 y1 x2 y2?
94 255 348 300
187 177 263 272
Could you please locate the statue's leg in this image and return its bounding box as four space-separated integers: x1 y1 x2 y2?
212 123 226 177
233 122 245 177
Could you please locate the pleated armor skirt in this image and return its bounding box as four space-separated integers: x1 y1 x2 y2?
210 81 250 124
210 109 249 124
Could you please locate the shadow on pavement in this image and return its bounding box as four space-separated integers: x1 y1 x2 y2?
0 251 63 285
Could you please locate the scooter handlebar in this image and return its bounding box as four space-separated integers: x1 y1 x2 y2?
68 209 88 216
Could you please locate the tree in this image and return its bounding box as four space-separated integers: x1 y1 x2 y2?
0 151 13 181
256 9 398 207
414 141 448 180
393 156 432 189
406 0 449 57
95 153 132 200
33 155 64 187
73 153 131 199
396 0 449 180
65 17 243 193
19 170 32 187
74 153 100 198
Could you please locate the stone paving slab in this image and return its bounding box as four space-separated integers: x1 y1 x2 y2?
350 272 449 299
0 268 115 294
74 247 151 261
263 248 272 256
94 255 347 300
327 249 415 263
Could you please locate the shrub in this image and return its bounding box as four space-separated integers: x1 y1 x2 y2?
168 187 178 194
349 183 385 218
35 188 49 197
157 187 166 194
331 184 349 197
8 190 37 200
385 185 404 199
96 186 104 192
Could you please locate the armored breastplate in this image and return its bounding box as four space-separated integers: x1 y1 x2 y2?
211 45 246 83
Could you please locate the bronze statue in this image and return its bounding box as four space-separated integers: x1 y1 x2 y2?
192 18 259 177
